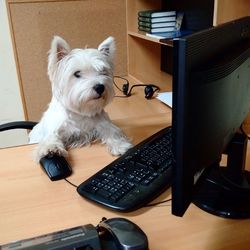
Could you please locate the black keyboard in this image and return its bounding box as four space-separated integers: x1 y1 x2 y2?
77 126 173 212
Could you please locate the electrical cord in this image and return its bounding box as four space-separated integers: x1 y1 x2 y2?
144 198 172 207
64 178 78 188
113 75 128 92
113 75 131 98
64 177 171 208
113 75 160 99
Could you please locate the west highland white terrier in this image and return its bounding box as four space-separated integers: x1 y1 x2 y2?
29 36 132 162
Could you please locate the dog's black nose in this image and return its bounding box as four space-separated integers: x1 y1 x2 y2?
94 84 105 95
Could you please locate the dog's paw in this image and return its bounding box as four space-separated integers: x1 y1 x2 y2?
108 138 133 156
34 141 68 163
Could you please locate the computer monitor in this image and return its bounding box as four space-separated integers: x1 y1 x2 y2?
172 16 250 219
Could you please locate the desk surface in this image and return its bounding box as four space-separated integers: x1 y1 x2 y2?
0 81 250 249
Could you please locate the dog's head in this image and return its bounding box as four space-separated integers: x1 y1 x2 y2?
48 36 116 116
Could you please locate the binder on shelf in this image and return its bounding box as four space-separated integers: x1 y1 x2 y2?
138 21 176 28
143 11 189 39
138 16 176 23
138 26 176 33
138 10 176 18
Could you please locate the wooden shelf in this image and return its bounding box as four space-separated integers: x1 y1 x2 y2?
126 0 214 77
126 0 250 79
128 31 173 47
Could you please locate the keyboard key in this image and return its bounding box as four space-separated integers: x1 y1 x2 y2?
97 189 111 198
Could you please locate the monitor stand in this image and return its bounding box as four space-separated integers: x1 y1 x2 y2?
193 133 250 219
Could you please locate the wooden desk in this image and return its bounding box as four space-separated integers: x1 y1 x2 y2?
0 86 250 249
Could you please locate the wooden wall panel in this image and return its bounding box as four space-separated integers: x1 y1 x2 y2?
7 0 127 121
214 0 250 25
243 113 250 134
127 35 172 90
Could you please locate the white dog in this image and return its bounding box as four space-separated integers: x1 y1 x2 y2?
29 36 132 162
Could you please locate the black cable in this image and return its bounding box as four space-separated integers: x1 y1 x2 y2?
113 75 128 92
113 76 131 98
127 84 149 96
64 178 78 188
144 198 172 207
64 175 171 208
113 75 160 99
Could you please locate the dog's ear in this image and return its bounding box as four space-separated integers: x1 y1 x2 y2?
98 36 116 60
49 36 70 62
48 36 71 80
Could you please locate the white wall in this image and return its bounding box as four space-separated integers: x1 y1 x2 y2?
0 1 28 147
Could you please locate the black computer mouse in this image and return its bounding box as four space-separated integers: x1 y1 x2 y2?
97 217 148 250
39 155 72 181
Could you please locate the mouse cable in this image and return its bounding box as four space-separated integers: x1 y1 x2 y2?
64 177 172 206
144 198 172 207
64 178 78 188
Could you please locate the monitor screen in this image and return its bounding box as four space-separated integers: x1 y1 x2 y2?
172 17 250 218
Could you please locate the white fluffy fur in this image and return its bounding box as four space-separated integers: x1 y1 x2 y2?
29 36 132 162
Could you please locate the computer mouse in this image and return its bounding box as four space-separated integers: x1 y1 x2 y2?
39 155 72 181
97 217 148 250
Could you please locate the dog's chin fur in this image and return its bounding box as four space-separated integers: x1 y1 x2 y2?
29 36 132 162
63 90 113 117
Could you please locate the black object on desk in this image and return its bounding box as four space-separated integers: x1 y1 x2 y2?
77 126 173 211
0 224 102 250
0 121 37 131
0 217 148 250
98 217 148 250
39 155 72 181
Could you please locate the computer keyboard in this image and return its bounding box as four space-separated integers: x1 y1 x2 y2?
77 126 173 212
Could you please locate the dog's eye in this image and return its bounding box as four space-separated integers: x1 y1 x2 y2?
100 70 109 76
74 71 81 78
